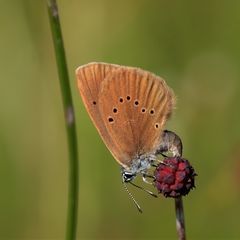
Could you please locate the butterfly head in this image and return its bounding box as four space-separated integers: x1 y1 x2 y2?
122 170 136 183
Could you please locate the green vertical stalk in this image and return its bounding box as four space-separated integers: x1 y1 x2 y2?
47 1 79 240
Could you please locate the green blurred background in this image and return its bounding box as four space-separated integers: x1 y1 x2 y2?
1 0 240 239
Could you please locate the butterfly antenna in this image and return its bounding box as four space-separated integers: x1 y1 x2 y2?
129 182 158 198
123 182 143 213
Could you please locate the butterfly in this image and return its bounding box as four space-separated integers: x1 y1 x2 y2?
76 62 178 211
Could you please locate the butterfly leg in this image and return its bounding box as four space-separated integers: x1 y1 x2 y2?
129 182 157 198
142 173 155 184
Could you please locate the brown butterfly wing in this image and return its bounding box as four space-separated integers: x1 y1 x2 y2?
98 67 175 167
76 62 121 153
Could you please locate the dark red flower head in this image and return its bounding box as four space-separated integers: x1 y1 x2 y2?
154 157 197 198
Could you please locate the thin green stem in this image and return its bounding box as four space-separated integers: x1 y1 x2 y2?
47 1 79 240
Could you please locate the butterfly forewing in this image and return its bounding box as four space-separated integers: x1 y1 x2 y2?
98 67 175 167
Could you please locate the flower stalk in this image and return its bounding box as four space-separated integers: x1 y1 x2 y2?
175 197 186 240
153 130 190 240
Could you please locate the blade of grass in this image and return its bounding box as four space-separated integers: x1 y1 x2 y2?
47 1 79 240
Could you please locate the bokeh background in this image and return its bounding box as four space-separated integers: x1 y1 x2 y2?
1 0 240 239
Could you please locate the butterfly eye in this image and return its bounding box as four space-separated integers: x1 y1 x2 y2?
108 117 114 123
92 101 97 105
126 96 131 101
134 100 139 106
113 108 118 113
119 97 124 103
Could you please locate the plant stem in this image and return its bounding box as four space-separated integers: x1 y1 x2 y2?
47 1 79 240
175 197 186 240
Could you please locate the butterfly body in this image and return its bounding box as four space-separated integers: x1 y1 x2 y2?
121 153 156 182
